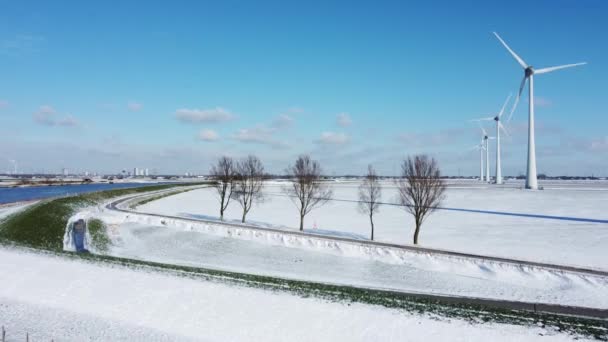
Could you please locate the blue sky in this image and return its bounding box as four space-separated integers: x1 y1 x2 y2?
1 0 607 176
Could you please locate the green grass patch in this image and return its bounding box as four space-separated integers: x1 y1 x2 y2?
87 218 111 253
0 183 208 251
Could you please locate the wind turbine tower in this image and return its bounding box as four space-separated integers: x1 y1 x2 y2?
474 141 485 181
477 126 494 183
485 132 490 183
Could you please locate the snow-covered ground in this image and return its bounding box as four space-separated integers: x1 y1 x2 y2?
63 190 608 310
0 248 597 342
0 201 36 220
137 180 608 269
101 222 608 309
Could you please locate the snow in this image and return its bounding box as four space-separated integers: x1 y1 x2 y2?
0 201 36 220
136 180 608 270
0 248 596 341
66 196 608 309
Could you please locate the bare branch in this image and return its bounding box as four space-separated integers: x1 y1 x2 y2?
232 155 265 223
358 164 381 240
395 155 446 244
284 155 333 231
209 156 235 220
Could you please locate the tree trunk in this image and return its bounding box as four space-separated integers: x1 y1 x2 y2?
242 210 246 223
299 214 304 231
370 214 374 241
219 195 225 221
413 221 420 245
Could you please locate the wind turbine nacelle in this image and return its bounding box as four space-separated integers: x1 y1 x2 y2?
525 67 534 77
494 116 499 121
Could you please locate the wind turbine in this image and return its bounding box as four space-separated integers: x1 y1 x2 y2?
470 142 485 181
493 32 586 190
8 159 17 175
483 128 495 183
474 125 494 183
473 94 512 185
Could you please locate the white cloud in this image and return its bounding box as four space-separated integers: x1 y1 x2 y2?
198 129 219 142
33 105 79 127
316 131 350 145
233 126 273 143
337 112 352 127
272 114 294 128
127 101 143 112
590 136 608 151
0 100 8 109
232 125 288 149
56 115 79 127
33 105 57 125
175 107 234 123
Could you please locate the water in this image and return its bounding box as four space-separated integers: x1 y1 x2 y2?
0 183 166 204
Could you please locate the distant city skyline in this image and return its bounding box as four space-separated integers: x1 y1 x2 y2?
1 1 607 176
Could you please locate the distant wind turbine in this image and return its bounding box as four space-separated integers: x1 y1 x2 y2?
472 125 494 183
470 142 485 181
473 93 512 185
493 32 586 189
8 159 17 175
482 127 495 183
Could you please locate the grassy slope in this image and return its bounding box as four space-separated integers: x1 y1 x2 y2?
0 184 606 340
0 183 201 251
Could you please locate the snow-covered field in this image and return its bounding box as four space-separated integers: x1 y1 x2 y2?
137 180 608 269
99 221 608 309
0 248 598 342
58 181 608 310
2 182 607 340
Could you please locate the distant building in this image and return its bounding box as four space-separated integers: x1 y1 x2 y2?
133 167 139 177
62 168 68 176
144 168 149 176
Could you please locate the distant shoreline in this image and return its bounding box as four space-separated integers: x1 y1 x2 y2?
0 180 108 189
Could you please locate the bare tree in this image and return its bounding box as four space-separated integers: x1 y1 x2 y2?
210 156 235 221
396 155 446 245
358 165 382 240
284 155 333 231
232 155 265 223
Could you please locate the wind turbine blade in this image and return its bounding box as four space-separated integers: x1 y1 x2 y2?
498 93 513 118
478 124 487 136
508 76 527 123
499 122 510 137
472 117 495 121
488 136 496 140
535 62 587 75
493 32 528 68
